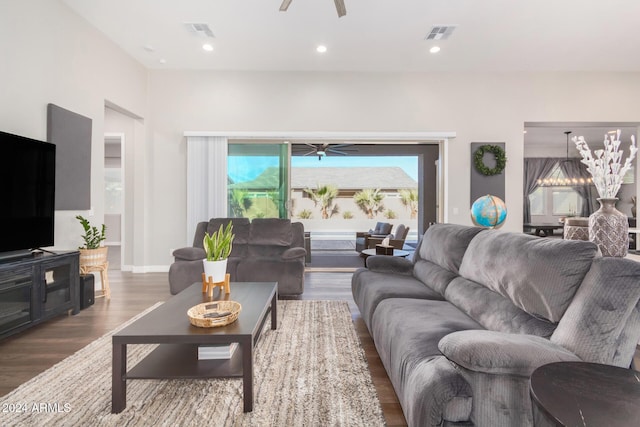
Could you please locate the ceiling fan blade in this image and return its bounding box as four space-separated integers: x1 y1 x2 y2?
334 0 346 17
302 142 318 149
326 149 351 156
280 0 293 12
327 143 354 149
302 151 316 156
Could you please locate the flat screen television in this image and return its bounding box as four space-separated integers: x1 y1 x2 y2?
0 130 56 254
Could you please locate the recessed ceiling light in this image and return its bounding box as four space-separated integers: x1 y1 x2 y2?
429 46 441 54
202 43 214 52
316 45 327 53
159 59 167 64
523 130 527 134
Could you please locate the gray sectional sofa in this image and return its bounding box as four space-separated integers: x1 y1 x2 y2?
169 218 306 296
352 223 640 427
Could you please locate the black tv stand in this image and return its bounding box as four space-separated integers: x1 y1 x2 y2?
0 251 80 340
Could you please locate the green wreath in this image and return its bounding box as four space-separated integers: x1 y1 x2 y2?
474 145 507 176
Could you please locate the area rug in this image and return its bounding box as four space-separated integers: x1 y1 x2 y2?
0 301 384 427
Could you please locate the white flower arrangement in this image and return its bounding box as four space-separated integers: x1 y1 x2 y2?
573 130 638 199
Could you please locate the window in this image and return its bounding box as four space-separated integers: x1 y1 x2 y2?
227 143 289 219
552 189 581 216
532 165 583 219
529 187 544 215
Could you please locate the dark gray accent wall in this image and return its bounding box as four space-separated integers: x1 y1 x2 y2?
47 104 92 210
470 142 505 206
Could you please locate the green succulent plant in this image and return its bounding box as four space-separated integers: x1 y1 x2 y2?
203 222 234 261
76 215 106 249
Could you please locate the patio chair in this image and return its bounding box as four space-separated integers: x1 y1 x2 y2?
365 224 410 250
355 222 392 252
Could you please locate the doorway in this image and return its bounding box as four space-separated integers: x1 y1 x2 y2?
104 133 124 270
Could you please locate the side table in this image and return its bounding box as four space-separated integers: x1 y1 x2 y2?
360 248 411 266
530 361 640 426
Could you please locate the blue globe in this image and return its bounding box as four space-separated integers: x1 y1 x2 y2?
471 195 507 228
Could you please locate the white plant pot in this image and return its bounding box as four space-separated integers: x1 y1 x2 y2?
203 259 228 283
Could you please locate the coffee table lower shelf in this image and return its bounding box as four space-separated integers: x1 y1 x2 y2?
127 343 244 379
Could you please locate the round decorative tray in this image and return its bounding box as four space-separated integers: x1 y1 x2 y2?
187 301 242 328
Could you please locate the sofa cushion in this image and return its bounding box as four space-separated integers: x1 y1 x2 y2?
458 231 598 322
249 218 292 246
281 247 306 260
207 218 250 257
550 257 640 366
445 277 557 337
172 247 205 262
413 259 462 297
371 298 483 401
351 269 443 330
416 224 485 275
439 330 580 377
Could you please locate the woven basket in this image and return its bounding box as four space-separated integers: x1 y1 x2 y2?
187 301 242 328
79 247 109 267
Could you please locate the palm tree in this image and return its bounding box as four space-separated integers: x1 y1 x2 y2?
354 188 385 219
399 189 418 219
303 184 339 219
228 188 252 217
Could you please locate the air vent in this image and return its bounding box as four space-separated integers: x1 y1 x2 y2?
184 23 215 38
425 26 456 40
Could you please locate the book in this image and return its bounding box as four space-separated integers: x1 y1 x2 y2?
198 342 239 360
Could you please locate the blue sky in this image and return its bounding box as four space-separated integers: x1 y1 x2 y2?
228 156 418 183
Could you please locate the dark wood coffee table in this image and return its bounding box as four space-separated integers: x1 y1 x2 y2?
530 361 640 426
112 281 277 414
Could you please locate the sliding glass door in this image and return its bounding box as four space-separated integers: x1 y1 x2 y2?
227 142 290 219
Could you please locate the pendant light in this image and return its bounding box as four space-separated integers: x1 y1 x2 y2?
537 131 593 186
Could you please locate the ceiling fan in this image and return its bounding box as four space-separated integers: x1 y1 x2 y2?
292 142 357 160
279 0 346 18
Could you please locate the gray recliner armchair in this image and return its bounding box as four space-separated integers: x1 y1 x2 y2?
169 218 306 296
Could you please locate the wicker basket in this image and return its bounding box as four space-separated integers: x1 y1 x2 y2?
187 301 242 328
79 247 109 267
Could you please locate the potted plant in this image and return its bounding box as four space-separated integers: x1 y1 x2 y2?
76 215 108 270
202 222 234 283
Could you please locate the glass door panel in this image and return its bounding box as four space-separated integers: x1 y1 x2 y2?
227 143 290 219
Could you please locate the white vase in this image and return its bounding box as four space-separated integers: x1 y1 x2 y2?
203 259 228 283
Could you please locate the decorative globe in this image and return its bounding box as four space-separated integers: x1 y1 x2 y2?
471 195 507 228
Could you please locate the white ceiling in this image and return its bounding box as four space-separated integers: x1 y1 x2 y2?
62 0 640 72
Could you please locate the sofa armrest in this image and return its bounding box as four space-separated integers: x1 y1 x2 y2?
281 247 306 260
366 256 414 275
438 330 581 377
172 247 206 262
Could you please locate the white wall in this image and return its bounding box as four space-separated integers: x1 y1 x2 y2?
3 2 640 270
0 0 147 252
147 70 640 267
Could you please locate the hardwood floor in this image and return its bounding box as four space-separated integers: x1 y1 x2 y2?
0 270 407 426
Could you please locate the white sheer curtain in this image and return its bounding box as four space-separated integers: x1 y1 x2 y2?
186 136 228 244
